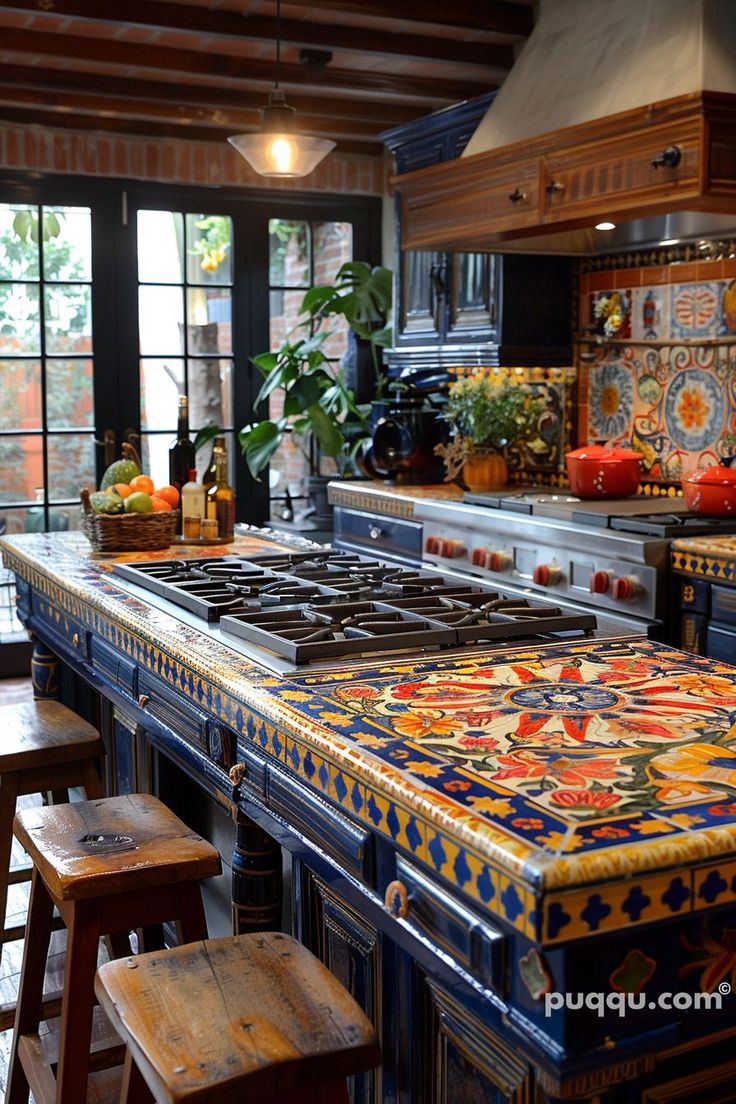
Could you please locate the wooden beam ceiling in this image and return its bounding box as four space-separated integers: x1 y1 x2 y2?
0 1 534 153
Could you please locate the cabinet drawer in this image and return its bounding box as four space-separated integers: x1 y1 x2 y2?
395 856 505 994
711 585 736 627
137 669 208 750
90 636 137 695
269 767 374 884
35 598 88 660
333 507 422 561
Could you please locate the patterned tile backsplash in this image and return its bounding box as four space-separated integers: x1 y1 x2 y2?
579 262 736 481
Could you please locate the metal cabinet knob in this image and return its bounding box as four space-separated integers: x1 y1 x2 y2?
385 880 410 919
137 694 149 708
369 525 383 540
651 144 681 169
508 187 526 204
545 179 565 195
71 633 80 647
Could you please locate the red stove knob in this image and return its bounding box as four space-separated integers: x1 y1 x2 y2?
590 570 611 594
471 548 488 567
533 563 561 586
427 537 465 559
425 536 441 555
489 551 512 572
612 575 640 601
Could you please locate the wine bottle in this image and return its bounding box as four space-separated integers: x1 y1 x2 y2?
169 395 196 491
202 435 226 488
206 443 235 540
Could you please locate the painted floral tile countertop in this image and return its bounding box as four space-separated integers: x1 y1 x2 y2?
671 534 736 584
5 532 736 945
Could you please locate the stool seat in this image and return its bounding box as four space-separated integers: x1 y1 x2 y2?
0 700 104 771
96 932 380 1104
14 792 221 901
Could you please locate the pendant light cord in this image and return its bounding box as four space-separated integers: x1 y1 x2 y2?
275 0 281 90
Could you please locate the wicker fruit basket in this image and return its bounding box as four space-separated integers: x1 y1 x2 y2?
80 488 178 552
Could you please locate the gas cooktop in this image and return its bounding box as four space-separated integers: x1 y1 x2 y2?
113 551 597 667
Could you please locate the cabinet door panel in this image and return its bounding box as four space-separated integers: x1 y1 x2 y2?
449 253 498 339
400 250 444 340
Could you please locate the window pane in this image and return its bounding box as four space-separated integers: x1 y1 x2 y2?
0 507 31 537
0 206 39 280
0 284 40 353
313 221 353 285
140 358 184 430
43 207 91 282
137 211 184 283
189 359 233 431
44 285 92 353
46 359 94 428
0 360 41 430
139 433 171 491
269 289 305 351
0 435 43 502
186 214 232 286
269 219 309 287
186 289 232 354
47 432 95 500
138 286 184 354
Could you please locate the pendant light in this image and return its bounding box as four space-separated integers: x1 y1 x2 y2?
227 0 335 178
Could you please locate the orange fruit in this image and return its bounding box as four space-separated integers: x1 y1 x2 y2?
110 482 133 498
150 496 172 512
129 474 155 495
153 484 180 509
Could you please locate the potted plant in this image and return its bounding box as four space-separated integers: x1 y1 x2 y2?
436 373 544 490
238 262 392 522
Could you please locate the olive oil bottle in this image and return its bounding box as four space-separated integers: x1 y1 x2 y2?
205 442 235 540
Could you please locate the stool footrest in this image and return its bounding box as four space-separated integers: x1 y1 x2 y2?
8 865 33 887
18 1029 126 1103
0 990 64 1033
2 912 64 946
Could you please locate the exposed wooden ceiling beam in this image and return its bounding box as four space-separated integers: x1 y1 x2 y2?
0 0 514 69
0 84 384 141
281 0 534 36
0 27 492 102
0 103 383 156
0 65 421 125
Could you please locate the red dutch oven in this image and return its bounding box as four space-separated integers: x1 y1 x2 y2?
565 445 642 498
681 458 736 516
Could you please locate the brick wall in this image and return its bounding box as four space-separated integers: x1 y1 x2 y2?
0 122 385 196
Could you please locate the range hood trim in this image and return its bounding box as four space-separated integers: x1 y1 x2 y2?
392 91 736 255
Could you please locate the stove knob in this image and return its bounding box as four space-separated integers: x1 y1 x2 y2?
533 563 562 586
612 575 640 601
425 536 441 555
441 538 467 559
471 548 488 567
489 551 512 572
590 570 611 594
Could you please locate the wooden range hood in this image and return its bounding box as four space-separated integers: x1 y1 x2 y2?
393 91 736 255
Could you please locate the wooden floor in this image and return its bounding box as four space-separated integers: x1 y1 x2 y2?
0 678 124 1103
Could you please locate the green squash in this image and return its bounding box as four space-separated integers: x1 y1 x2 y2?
99 457 140 491
89 491 124 514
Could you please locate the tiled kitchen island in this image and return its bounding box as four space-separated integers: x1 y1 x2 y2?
3 531 736 1103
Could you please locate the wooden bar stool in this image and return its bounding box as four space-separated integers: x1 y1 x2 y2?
6 792 222 1104
96 931 380 1104
0 699 105 1031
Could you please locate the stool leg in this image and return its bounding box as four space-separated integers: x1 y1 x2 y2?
6 869 55 1104
0 771 20 959
120 1050 155 1104
80 757 104 800
174 883 209 945
274 1080 350 1104
55 899 102 1104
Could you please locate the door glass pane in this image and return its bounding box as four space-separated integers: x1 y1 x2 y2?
0 360 41 430
140 358 184 430
43 207 92 282
138 210 184 283
189 359 232 431
269 219 309 286
47 433 95 500
0 507 30 536
186 214 232 285
313 221 353 285
0 284 40 353
44 285 92 353
46 359 94 428
0 435 43 502
0 206 39 279
138 286 184 354
186 288 232 353
139 434 170 490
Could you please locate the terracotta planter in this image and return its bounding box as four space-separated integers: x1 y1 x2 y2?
463 451 508 491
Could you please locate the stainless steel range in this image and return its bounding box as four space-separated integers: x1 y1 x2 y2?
415 490 736 638
112 550 602 674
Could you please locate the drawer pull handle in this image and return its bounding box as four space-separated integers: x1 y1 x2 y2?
651 144 681 169
137 694 149 709
71 633 80 647
229 762 247 786
545 179 565 195
369 525 383 540
508 187 526 204
385 880 410 919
